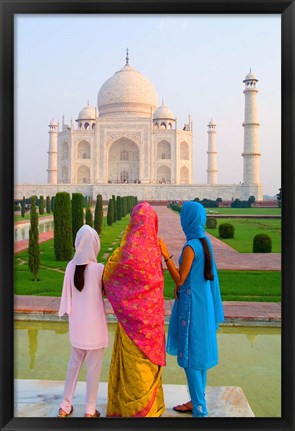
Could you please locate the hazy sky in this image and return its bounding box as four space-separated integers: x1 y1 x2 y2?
15 14 281 196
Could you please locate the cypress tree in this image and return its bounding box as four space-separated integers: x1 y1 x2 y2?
39 195 45 215
116 196 122 221
51 195 55 212
28 195 40 281
112 194 117 222
21 196 26 218
54 192 73 261
46 196 51 214
94 194 103 234
72 193 84 247
85 205 93 227
107 199 114 226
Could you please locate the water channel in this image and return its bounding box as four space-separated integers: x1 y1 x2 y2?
14 320 281 417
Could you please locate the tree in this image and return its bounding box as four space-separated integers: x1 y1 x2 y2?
85 205 93 227
248 195 256 205
116 196 122 221
54 192 73 261
39 195 45 215
28 195 40 281
112 195 117 222
107 198 115 226
46 195 51 214
21 196 26 218
72 193 84 246
51 196 55 212
94 194 103 234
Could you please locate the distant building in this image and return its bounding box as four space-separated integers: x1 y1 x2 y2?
15 54 263 201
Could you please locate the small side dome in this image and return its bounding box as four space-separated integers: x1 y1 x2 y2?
207 118 216 127
243 70 258 82
77 104 96 120
153 104 175 120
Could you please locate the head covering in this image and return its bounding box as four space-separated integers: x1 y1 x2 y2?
180 201 206 240
73 224 100 265
58 224 101 317
103 202 165 366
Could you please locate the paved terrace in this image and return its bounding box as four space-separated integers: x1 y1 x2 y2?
14 206 281 325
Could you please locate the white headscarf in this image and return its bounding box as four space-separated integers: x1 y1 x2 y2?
73 224 100 265
59 224 101 317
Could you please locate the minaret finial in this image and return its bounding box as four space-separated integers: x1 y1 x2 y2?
87 100 89 106
126 48 129 65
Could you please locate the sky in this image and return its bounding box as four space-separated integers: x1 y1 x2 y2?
15 14 281 196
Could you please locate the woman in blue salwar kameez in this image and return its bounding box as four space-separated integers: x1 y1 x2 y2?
159 201 224 417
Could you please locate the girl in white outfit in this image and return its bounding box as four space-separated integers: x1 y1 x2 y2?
57 224 109 418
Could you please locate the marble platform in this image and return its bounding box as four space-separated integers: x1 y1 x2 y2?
14 379 255 418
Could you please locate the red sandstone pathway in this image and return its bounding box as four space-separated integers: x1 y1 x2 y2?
154 206 281 271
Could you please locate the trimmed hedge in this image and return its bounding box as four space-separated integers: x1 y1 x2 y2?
54 192 73 261
94 194 103 234
206 217 217 229
72 193 84 246
253 233 272 253
219 223 235 239
28 195 40 281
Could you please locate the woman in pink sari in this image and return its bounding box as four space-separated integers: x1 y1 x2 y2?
103 201 166 417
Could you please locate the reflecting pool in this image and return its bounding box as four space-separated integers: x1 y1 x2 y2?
14 321 281 417
14 219 54 242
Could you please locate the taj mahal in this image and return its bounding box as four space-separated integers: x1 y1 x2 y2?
15 52 263 201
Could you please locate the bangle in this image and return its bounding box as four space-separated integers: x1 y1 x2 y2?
164 255 173 263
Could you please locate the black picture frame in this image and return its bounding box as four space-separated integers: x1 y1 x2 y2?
0 1 294 430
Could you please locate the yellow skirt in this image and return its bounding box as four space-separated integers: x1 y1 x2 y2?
107 323 165 417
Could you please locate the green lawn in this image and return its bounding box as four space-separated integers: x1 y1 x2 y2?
206 218 281 253
206 207 281 215
14 211 281 302
15 251 281 302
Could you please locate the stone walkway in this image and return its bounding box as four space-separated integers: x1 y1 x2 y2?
155 206 281 271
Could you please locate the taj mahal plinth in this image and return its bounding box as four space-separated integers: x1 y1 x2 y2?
15 55 263 201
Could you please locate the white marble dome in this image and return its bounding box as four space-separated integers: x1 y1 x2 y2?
97 63 158 117
77 105 96 120
153 104 175 120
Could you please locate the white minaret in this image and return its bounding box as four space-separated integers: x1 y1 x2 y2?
242 70 261 185
206 118 218 185
47 119 58 184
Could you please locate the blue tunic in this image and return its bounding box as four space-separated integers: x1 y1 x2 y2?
166 235 224 370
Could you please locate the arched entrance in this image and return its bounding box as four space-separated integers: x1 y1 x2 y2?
108 138 139 183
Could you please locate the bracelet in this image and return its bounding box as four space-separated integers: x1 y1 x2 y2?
164 255 173 263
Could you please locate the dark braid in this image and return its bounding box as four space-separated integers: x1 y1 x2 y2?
199 237 214 281
74 264 87 292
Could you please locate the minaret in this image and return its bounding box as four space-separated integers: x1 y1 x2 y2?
206 119 218 185
242 70 261 185
47 119 58 184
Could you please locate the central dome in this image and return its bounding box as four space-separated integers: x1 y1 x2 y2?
97 63 158 117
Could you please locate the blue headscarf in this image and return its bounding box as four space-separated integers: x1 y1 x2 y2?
180 201 206 240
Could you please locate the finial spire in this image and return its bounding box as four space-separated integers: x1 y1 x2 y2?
126 48 129 65
162 99 164 106
87 100 89 106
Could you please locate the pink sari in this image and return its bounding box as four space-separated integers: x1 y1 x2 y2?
103 201 166 366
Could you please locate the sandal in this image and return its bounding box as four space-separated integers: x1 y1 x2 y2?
84 409 100 418
173 401 193 413
57 405 73 418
